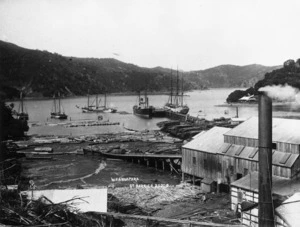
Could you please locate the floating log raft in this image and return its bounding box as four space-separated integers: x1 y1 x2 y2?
25 155 54 160
67 121 120 127
33 147 53 152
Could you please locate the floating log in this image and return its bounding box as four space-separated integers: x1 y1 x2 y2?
67 121 120 127
34 147 53 152
26 156 54 160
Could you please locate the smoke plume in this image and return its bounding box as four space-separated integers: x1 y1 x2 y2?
259 84 299 102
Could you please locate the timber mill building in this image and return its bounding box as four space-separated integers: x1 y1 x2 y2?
182 117 300 226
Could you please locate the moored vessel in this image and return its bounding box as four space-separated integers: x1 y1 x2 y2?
50 92 68 119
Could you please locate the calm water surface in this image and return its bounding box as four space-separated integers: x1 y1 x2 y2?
9 88 300 136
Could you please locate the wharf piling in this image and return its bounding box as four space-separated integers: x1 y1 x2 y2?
83 148 182 173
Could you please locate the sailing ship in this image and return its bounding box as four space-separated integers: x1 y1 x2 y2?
82 92 117 113
50 92 68 119
82 91 99 113
164 69 189 115
133 91 154 118
16 91 29 121
102 93 117 113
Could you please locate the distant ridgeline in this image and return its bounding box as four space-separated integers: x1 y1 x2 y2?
0 40 278 99
226 58 300 103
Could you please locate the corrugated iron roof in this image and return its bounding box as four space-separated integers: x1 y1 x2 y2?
192 130 206 139
222 145 298 167
239 146 258 160
232 171 300 197
225 117 300 144
182 127 231 154
276 193 300 227
224 144 244 157
273 151 299 168
233 174 300 226
184 126 299 168
231 172 293 196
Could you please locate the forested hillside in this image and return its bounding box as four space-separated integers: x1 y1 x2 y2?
0 41 178 98
226 59 300 102
0 40 279 99
189 64 280 88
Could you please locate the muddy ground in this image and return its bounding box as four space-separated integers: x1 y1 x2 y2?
18 132 239 226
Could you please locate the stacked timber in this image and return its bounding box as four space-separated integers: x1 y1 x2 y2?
109 183 202 213
87 141 181 155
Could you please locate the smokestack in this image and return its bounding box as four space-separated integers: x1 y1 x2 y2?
258 93 274 226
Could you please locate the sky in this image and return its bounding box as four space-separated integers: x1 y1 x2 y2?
0 0 300 71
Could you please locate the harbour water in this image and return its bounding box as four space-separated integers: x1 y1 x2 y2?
10 88 300 136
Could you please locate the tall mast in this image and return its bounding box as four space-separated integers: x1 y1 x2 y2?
176 67 179 106
20 91 24 113
170 69 173 105
58 92 61 113
96 94 98 109
87 89 90 107
53 94 57 113
104 93 107 108
181 73 184 106
145 90 148 108
138 91 141 106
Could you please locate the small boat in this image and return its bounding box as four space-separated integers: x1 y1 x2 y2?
16 91 29 121
82 91 117 113
133 91 154 118
50 92 68 119
164 69 189 115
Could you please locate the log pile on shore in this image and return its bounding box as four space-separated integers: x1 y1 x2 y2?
4 131 183 165
109 183 202 214
14 131 181 146
107 183 239 225
87 139 181 155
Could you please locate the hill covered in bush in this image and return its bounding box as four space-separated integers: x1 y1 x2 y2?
188 64 280 88
226 59 300 103
0 40 279 99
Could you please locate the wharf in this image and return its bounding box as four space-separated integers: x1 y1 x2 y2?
84 149 182 173
87 150 181 160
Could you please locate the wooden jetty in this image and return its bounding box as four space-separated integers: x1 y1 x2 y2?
83 149 182 173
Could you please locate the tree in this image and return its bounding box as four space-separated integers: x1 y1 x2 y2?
0 101 29 161
283 59 296 72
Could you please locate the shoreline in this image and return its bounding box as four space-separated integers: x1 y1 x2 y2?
5 88 216 102
216 101 300 107
215 102 258 107
5 91 171 102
